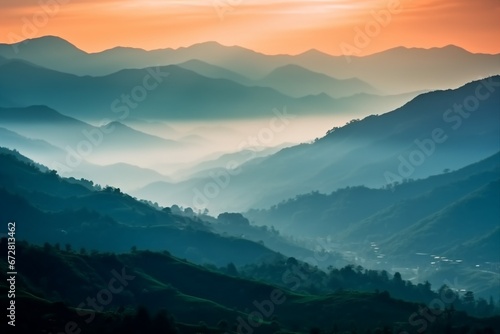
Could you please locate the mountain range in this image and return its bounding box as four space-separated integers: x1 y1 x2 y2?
133 76 500 213
0 57 413 121
1 35 499 333
1 36 499 94
3 241 499 333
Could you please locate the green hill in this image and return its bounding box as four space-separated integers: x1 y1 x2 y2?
0 149 281 267
1 241 498 333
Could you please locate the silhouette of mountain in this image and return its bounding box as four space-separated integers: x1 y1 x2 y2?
177 59 253 85
134 77 500 213
0 126 65 163
0 149 284 266
380 180 500 259
0 59 338 120
70 162 172 192
0 106 183 169
243 152 500 299
3 241 498 333
246 152 499 237
178 61 378 98
1 36 499 94
171 145 291 180
257 64 378 98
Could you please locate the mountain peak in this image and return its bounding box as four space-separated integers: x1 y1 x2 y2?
372 44 473 56
298 48 330 57
0 35 86 58
17 35 80 50
0 105 77 123
102 121 129 129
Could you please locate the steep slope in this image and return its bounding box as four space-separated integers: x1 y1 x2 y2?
134 77 500 213
243 153 500 300
0 150 281 266
341 167 500 242
70 162 172 191
0 105 183 171
257 64 378 98
380 180 500 259
0 126 65 164
1 37 499 94
2 242 498 333
176 59 253 85
0 59 335 120
245 153 500 238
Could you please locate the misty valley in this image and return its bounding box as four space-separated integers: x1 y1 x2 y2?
0 34 499 334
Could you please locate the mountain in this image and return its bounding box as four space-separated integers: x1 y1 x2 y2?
0 105 183 170
69 162 172 192
293 45 500 93
444 226 500 263
0 148 311 267
0 126 65 164
121 118 179 138
379 180 500 260
246 152 500 239
1 36 499 94
341 169 500 243
3 242 499 333
243 152 500 299
0 59 338 120
176 59 253 85
178 61 378 98
0 35 88 70
97 121 180 150
256 64 378 98
0 105 91 148
171 145 291 180
0 119 175 191
133 76 500 213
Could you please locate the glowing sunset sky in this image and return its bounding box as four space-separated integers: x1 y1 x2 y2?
1 0 499 55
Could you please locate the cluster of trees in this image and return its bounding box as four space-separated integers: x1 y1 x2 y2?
3 239 499 334
236 260 500 318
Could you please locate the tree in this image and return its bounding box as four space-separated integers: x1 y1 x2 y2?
217 212 250 226
43 242 52 252
184 207 195 217
463 291 475 304
152 309 176 334
393 272 403 284
134 306 152 331
286 257 299 267
226 262 239 276
217 319 229 331
438 284 457 304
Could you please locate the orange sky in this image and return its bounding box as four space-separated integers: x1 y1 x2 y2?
1 0 499 55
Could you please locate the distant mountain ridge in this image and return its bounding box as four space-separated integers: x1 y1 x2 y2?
0 149 283 266
1 36 499 94
0 59 339 120
244 152 500 298
0 105 185 190
133 76 500 213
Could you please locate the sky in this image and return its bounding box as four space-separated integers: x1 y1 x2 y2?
1 0 499 55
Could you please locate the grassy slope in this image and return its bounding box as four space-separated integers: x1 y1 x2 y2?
1 242 498 333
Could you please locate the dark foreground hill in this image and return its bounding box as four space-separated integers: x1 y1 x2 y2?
1 241 498 334
0 149 281 267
